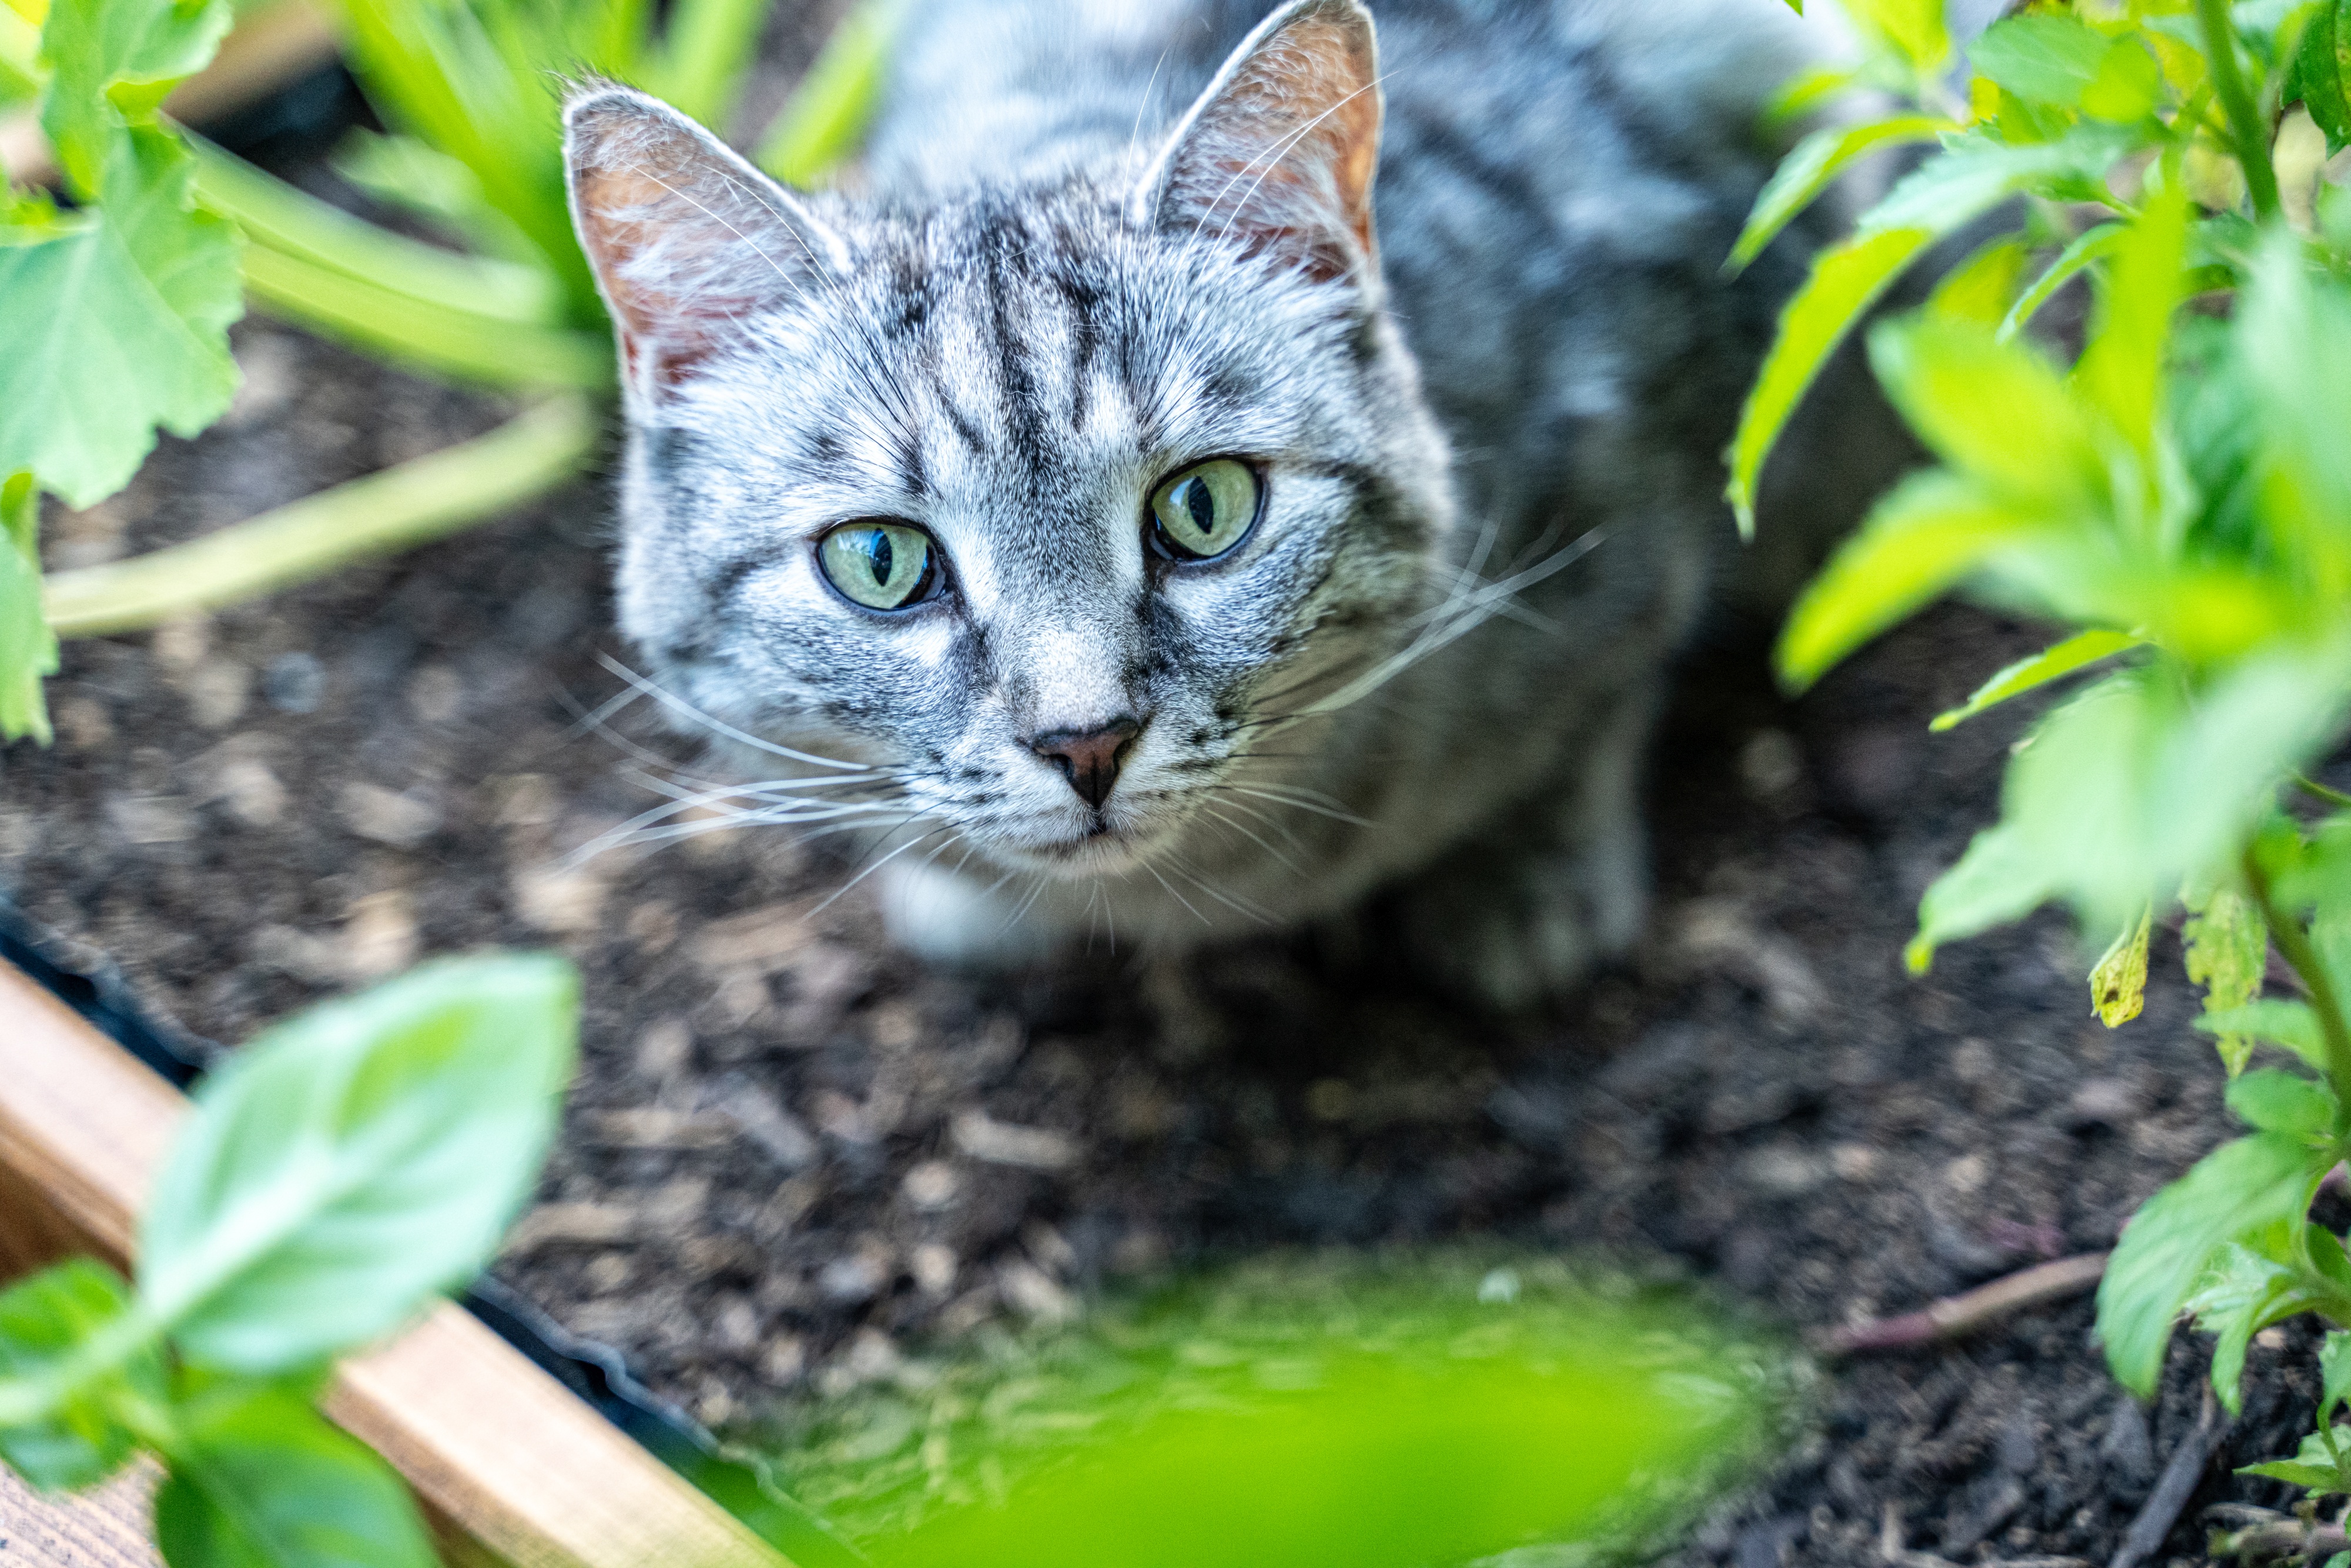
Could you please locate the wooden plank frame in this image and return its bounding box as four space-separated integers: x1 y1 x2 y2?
0 958 793 1568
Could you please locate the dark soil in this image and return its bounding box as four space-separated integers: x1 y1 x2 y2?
4 159 2340 1568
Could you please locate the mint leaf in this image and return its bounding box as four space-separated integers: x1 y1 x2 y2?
2291 0 2351 155
2183 887 2269 1075
0 124 241 508
154 1386 436 1568
2185 1236 2311 1412
37 0 230 199
138 955 578 1372
0 1259 163 1490
2098 1131 2329 1398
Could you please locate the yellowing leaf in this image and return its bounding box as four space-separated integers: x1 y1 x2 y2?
0 125 241 509
1777 471 2044 689
1726 226 1932 538
1931 628 2144 731
2091 904 2153 1026
2185 887 2269 1074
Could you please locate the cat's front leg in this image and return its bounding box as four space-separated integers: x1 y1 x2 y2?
1382 678 1658 1012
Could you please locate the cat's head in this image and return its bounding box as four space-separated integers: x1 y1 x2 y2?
564 0 1449 881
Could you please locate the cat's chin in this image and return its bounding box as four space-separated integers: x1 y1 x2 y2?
993 819 1168 879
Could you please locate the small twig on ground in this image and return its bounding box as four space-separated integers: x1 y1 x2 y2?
1878 1500 2089 1567
1816 1252 2110 1358
2112 1388 2233 1568
2208 1519 2349 1563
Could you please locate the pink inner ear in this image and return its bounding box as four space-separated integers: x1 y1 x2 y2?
1160 10 1383 282
568 96 835 394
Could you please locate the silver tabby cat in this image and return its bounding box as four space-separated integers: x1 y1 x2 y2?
562 0 1882 1008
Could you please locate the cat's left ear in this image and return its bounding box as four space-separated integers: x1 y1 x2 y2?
1134 0 1382 285
565 84 852 402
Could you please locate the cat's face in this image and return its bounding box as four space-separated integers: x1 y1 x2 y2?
568 0 1448 879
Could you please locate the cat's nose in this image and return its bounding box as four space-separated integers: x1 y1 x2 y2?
1029 717 1143 809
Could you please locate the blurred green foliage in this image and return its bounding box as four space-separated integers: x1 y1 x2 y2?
766 1252 1791 1568
1744 0 2351 1502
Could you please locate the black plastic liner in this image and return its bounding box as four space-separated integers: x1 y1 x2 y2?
0 895 862 1568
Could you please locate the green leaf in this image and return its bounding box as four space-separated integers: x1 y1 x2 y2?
1856 126 2132 236
2290 0 2351 154
154 1386 436 1568
0 1260 162 1491
138 954 579 1372
2098 1131 2327 1398
1967 12 2110 106
2185 1236 2310 1412
1725 115 1954 276
2199 1000 2329 1073
2092 904 2154 1026
2184 887 2270 1074
2074 183 2189 456
2323 1328 2351 1425
1998 223 2126 342
2081 37 2162 124
1924 235 2028 326
1726 226 1934 539
1776 470 2048 689
37 0 231 199
1930 628 2144 731
2239 1458 2351 1489
1842 0 1948 75
1908 820 2057 972
2238 1427 2351 1495
0 125 241 508
1867 314 2104 507
2225 1067 2338 1137
2239 232 2351 564
0 469 57 746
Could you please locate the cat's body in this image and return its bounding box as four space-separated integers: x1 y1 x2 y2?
565 0 1881 1007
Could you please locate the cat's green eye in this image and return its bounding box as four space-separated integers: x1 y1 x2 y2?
1147 458 1262 562
818 521 939 611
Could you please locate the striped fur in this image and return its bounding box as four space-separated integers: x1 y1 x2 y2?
565 0 1871 1006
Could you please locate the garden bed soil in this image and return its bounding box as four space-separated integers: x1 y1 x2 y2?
4 217 2339 1568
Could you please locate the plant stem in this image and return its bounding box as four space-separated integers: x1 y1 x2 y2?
2195 0 2282 222
42 396 599 638
2299 773 2351 810
2244 845 2351 1103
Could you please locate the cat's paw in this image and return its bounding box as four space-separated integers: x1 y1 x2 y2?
1388 830 1646 1013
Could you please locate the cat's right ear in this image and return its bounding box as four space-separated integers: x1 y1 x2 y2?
564 85 850 402
1133 0 1382 286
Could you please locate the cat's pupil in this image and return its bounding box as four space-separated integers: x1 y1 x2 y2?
867 531 894 585
1183 479 1214 535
